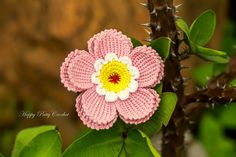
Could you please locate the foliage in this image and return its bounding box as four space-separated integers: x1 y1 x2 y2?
10 125 161 157
181 12 236 87
177 10 229 63
128 36 142 47
12 126 62 157
149 37 171 60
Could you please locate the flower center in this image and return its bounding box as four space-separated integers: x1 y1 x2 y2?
91 53 140 102
108 73 120 84
99 60 131 93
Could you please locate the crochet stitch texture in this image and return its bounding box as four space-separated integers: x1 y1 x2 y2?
60 29 164 130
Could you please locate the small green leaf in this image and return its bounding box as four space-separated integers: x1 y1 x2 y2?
158 92 178 126
138 130 161 157
62 128 123 157
192 44 229 63
149 37 171 60
136 92 177 136
128 36 142 47
154 83 163 94
120 130 160 157
12 125 61 157
193 44 227 56
190 10 216 46
176 18 190 38
198 53 229 64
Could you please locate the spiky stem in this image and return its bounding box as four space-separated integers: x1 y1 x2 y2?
145 0 187 157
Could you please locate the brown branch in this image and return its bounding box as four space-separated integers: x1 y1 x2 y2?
146 1 188 157
184 54 236 116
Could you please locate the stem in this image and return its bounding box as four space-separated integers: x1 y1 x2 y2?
184 54 236 117
146 0 187 157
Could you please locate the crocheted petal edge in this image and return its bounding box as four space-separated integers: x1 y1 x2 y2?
129 45 164 88
60 50 91 92
67 51 96 91
88 29 133 59
116 88 160 124
76 88 118 130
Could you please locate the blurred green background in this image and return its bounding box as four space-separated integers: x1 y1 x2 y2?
0 0 235 156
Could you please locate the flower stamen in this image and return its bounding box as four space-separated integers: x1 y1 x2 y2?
108 73 120 84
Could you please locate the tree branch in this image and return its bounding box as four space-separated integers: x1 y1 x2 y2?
184 54 236 116
146 1 188 157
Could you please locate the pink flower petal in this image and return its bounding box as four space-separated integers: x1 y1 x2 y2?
129 45 164 88
60 50 89 92
67 51 96 91
75 87 118 130
116 88 160 124
88 29 133 59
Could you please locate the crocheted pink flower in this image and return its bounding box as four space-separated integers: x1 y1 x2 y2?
60 29 164 130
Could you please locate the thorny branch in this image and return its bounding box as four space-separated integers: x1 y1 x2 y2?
184 54 236 117
144 0 236 157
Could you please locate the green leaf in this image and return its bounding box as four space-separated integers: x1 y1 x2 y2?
158 92 178 126
198 54 229 64
149 37 171 60
19 130 62 157
0 153 4 157
128 36 142 47
193 44 227 56
190 10 216 46
12 125 61 157
136 92 177 136
192 44 229 63
62 128 123 157
154 83 163 94
176 18 190 38
138 130 161 157
120 130 160 157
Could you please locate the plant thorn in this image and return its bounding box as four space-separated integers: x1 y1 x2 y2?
140 3 148 8
144 28 151 35
140 23 151 27
175 3 183 9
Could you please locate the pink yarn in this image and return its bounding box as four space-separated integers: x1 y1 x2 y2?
129 45 164 88
60 29 165 130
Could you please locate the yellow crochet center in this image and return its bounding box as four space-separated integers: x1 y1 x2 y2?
99 60 131 93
